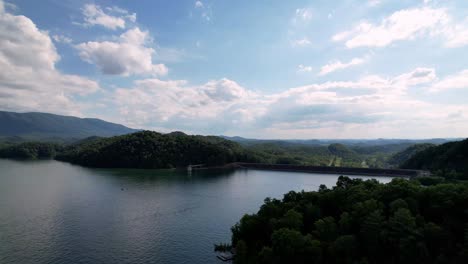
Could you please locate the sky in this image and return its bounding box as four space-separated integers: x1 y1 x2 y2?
0 0 467 139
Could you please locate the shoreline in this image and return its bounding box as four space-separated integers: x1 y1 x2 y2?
194 162 430 178
0 158 430 178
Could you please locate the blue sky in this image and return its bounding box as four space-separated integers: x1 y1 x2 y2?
0 0 467 138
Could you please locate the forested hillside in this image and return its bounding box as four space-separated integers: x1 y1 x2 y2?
401 139 468 179
0 142 62 159
57 135 416 169
55 131 260 168
1 129 459 170
229 176 468 264
242 142 417 168
387 143 435 167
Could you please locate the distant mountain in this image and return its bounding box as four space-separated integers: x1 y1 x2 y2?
0 111 138 141
222 135 458 147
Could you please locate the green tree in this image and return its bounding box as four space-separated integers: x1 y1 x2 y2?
280 209 303 230
314 217 337 242
330 235 358 263
235 240 248 264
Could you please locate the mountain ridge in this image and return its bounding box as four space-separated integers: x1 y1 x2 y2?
0 111 138 140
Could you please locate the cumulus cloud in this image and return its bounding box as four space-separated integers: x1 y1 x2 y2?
319 57 366 76
332 7 467 48
79 4 136 30
81 4 125 30
76 27 168 76
0 4 100 115
112 78 262 130
255 69 467 138
109 66 468 137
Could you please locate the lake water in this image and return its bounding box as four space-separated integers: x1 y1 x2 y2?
0 159 394 264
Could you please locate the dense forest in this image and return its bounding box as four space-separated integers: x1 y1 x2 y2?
229 176 468 264
0 142 62 159
401 139 468 180
0 129 464 171
241 141 421 168
55 131 261 168
388 143 435 167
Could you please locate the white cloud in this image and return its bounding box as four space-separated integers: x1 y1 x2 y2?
429 69 468 92
392 67 436 87
106 6 137 23
333 7 449 48
109 66 468 137
52 34 72 44
297 64 313 73
106 6 129 14
332 30 352 42
319 57 366 76
81 4 125 30
195 1 204 8
291 37 311 47
442 18 468 48
0 4 100 115
79 4 136 30
334 6 468 49
76 27 168 76
112 78 261 128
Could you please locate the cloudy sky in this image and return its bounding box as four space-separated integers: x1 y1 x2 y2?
0 0 467 138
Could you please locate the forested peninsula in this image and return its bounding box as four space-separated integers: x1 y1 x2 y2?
55 131 259 168
228 176 468 264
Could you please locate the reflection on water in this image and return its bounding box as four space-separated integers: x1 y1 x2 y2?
0 159 393 264
93 167 238 183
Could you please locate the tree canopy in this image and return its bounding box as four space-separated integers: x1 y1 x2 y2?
55 131 261 168
230 176 468 264
387 143 434 167
0 142 62 159
401 139 468 180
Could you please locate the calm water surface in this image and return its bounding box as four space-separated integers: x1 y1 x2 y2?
0 159 393 264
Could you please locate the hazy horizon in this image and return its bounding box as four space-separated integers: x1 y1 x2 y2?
0 0 467 139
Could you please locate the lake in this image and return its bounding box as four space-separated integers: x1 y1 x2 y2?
0 159 394 264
